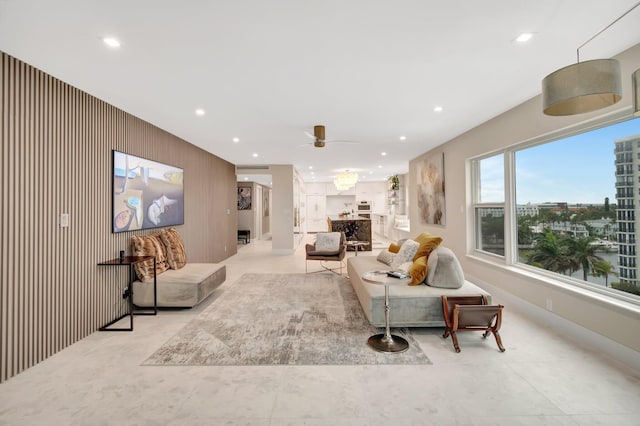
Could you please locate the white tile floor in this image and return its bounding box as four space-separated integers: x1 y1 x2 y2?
1 236 640 425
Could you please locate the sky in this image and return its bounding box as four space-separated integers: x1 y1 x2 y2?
481 116 640 205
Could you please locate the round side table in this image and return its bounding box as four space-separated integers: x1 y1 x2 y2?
362 270 411 353
345 240 368 256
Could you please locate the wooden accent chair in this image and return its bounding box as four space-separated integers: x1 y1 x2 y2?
305 232 347 274
441 295 505 353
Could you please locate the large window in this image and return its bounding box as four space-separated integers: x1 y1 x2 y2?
472 117 640 299
473 154 504 256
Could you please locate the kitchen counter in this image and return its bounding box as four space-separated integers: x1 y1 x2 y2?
327 215 371 221
327 216 372 251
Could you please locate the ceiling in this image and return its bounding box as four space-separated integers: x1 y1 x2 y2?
2 1 640 187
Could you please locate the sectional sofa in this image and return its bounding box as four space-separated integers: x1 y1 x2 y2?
347 234 491 327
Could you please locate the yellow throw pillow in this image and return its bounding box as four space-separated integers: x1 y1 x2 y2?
408 256 428 286
388 243 401 253
412 231 443 261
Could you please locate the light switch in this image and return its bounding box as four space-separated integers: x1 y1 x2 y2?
60 213 69 227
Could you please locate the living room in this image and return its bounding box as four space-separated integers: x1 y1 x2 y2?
2 2 640 424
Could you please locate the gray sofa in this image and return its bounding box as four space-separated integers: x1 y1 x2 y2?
132 263 226 308
347 252 490 327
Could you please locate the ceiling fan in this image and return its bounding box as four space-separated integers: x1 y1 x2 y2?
301 125 359 148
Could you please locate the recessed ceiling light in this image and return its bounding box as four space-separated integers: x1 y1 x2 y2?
399 136 406 141
252 153 258 158
369 171 373 175
308 166 313 170
195 109 205 116
243 177 249 181
103 37 121 48
381 152 387 156
515 33 533 43
232 137 239 143
378 165 382 169
434 106 443 112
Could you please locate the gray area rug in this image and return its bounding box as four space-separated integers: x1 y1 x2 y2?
143 273 431 366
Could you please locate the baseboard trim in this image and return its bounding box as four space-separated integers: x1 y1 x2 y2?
467 274 640 374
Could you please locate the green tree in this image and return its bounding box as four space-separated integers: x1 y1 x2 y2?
591 260 617 288
517 214 535 245
527 232 573 275
565 237 602 282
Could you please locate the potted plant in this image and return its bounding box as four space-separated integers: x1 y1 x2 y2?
389 175 400 191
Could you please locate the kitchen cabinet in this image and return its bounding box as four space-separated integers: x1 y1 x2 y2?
306 195 328 232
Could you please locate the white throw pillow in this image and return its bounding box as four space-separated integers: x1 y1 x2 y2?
315 232 341 252
390 239 419 270
376 249 396 266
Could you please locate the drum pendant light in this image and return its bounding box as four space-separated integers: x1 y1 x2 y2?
542 2 640 116
542 59 621 116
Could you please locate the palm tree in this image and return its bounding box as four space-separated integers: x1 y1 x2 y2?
565 237 602 282
591 260 618 287
527 232 573 275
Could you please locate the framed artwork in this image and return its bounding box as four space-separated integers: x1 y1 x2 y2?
416 152 445 225
112 150 184 233
238 187 252 210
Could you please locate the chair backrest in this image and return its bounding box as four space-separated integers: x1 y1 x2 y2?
441 295 488 326
453 304 502 329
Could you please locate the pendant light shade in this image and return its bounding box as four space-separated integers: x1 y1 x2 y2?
334 171 358 190
633 68 640 117
542 59 622 116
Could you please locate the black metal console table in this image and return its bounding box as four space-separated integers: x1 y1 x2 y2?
97 255 157 331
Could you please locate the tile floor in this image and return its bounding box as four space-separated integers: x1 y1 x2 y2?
1 236 640 425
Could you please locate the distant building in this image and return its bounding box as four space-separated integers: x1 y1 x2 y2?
614 135 640 286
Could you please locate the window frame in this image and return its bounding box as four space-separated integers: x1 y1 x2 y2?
468 110 640 306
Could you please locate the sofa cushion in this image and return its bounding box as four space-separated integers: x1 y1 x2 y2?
132 263 226 307
408 256 428 286
412 231 443 261
376 249 396 265
388 243 401 253
315 232 341 252
160 227 187 269
390 239 419 270
426 246 464 289
130 233 169 282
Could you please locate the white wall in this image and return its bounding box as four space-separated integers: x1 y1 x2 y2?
270 165 296 254
408 43 640 354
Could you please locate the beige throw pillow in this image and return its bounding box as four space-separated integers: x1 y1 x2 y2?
390 239 419 270
160 228 187 269
376 249 396 266
315 232 341 253
130 233 169 282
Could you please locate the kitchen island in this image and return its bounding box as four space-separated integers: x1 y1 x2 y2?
327 215 372 251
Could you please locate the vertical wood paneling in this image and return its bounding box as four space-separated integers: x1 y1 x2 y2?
0 50 237 382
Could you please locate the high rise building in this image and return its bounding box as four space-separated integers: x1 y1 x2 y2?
614 135 640 285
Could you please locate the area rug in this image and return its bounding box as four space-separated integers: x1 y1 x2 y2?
143 273 431 366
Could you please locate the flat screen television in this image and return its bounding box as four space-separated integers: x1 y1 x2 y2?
112 150 184 233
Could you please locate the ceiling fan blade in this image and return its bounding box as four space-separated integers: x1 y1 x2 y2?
326 140 360 144
304 131 316 140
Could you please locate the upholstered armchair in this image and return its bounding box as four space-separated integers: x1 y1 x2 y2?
305 232 347 274
441 295 505 353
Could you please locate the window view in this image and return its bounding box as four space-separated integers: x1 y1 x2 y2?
513 118 640 297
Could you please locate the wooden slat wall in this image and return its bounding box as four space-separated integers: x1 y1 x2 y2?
0 51 237 382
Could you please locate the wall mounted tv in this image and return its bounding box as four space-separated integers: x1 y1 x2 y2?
112 150 184 233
